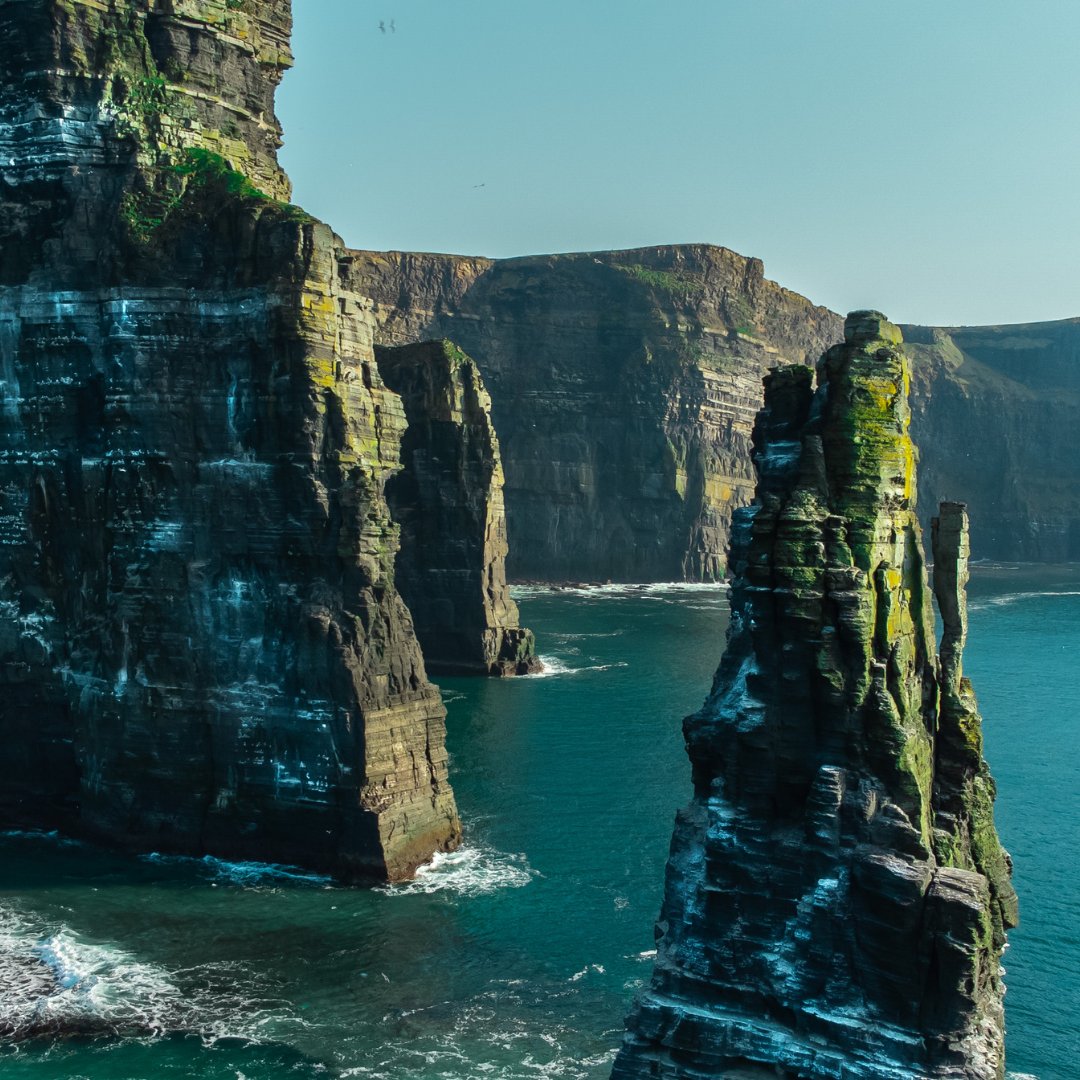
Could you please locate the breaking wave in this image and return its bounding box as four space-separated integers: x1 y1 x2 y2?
524 656 629 679
0 902 294 1043
511 582 726 602
0 828 84 848
382 846 538 898
968 590 1080 612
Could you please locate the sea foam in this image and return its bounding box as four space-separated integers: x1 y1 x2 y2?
141 851 333 888
523 656 629 679
0 901 294 1043
382 846 538 898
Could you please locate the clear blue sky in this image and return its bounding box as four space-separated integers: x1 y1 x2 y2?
278 1 1080 326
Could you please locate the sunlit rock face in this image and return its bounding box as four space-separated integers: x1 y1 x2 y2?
612 312 1018 1079
0 0 460 881
376 339 541 676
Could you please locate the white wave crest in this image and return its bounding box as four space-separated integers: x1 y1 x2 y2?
969 589 1080 611
522 656 629 679
383 846 538 898
511 581 727 603
0 903 185 1040
0 828 84 848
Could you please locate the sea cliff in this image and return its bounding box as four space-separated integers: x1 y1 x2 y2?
353 246 1080 579
351 245 840 582
612 313 1017 1079
0 0 461 881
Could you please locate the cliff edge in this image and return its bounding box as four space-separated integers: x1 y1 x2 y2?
353 246 1080 579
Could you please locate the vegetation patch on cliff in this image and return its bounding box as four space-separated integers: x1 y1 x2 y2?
613 263 703 300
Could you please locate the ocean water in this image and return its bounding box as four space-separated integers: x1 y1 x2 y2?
0 571 1075 1080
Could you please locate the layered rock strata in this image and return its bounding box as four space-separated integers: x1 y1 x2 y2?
613 313 1018 1079
376 339 540 675
351 247 1080 578
0 0 460 881
350 246 841 582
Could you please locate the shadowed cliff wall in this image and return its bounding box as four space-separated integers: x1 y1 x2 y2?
0 0 460 881
351 247 1080 578
350 245 840 582
376 339 540 676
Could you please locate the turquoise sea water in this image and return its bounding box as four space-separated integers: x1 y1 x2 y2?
0 570 1076 1080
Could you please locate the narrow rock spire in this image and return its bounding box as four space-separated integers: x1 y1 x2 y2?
932 501 970 694
376 339 542 676
613 312 1017 1079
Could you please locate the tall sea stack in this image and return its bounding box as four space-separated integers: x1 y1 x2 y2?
614 312 1018 1078
376 339 541 676
0 0 460 881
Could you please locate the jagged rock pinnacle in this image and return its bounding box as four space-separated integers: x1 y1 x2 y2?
613 312 1017 1079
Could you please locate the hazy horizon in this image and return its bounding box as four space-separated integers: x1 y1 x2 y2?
279 1 1080 327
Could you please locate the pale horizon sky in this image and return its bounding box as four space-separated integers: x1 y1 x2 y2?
277 1 1080 327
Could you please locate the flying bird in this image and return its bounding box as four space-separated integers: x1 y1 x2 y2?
378 20 385 33
473 183 485 188
390 19 396 32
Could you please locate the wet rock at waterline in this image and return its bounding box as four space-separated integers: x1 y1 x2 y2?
613 312 1017 1079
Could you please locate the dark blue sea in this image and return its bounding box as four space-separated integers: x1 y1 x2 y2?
0 569 1074 1079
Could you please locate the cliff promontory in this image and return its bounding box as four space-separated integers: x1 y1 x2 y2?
0 0 460 881
904 319 1080 561
613 313 1017 1078
376 339 541 675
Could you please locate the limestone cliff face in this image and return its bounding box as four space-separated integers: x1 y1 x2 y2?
613 313 1017 1079
904 319 1080 561
353 248 1080 580
0 0 460 881
350 246 842 582
375 339 541 676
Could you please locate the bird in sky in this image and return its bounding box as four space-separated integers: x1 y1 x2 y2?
378 20 385 33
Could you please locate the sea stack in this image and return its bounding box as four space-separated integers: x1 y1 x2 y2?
0 0 460 881
376 340 541 676
614 312 1018 1078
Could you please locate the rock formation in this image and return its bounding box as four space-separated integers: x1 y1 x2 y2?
351 246 1080 579
613 313 1018 1079
376 339 541 676
0 0 460 881
351 246 841 582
